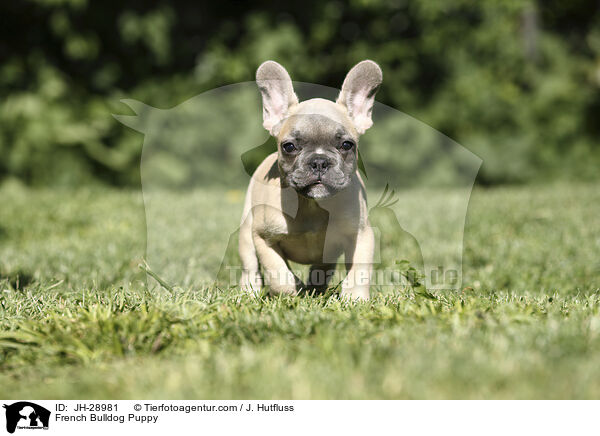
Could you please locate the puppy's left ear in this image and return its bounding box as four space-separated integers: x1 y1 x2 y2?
337 60 382 134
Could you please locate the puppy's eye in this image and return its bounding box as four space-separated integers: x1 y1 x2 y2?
281 142 296 153
341 140 355 151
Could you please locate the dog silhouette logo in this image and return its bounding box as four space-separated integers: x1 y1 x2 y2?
115 81 481 293
3 402 50 434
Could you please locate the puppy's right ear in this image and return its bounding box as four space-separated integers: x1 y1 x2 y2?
256 61 298 135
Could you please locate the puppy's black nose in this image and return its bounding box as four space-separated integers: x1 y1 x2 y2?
309 156 330 173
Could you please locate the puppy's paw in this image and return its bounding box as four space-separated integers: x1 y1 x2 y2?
240 271 263 295
241 285 262 296
267 283 301 296
340 286 370 301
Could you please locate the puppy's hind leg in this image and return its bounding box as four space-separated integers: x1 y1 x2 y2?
239 194 262 294
239 224 262 294
342 225 374 300
307 263 337 294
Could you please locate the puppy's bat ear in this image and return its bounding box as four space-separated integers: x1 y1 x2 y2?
256 61 298 135
337 60 382 134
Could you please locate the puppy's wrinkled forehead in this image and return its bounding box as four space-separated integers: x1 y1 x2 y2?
279 98 357 141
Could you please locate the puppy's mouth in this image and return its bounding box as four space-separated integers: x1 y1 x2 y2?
288 171 350 199
298 176 324 188
295 179 336 199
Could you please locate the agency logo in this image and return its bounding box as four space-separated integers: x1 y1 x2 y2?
3 402 50 434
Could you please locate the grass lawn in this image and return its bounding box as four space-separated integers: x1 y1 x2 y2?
1 181 599 399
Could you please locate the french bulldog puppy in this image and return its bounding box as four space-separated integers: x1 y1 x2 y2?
239 60 382 300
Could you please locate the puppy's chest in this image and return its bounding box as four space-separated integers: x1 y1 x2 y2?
262 214 333 264
263 214 328 241
278 230 329 264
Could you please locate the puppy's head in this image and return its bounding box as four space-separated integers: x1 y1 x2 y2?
256 60 382 199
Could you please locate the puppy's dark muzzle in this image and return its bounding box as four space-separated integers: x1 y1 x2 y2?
308 155 332 177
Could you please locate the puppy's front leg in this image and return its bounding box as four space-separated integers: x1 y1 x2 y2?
342 225 374 300
253 235 300 295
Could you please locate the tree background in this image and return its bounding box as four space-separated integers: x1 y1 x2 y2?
1 0 599 187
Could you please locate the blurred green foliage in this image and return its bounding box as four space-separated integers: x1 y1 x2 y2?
1 0 599 186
